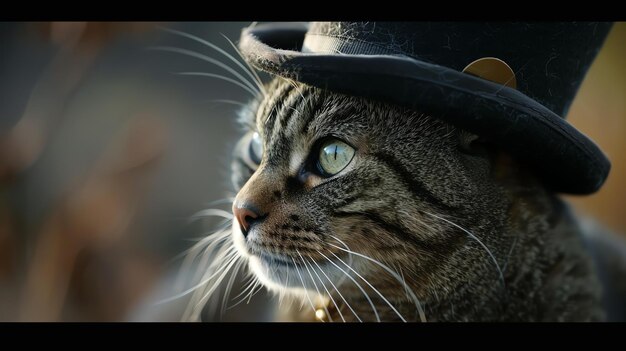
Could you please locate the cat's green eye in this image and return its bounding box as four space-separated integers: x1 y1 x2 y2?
317 139 355 177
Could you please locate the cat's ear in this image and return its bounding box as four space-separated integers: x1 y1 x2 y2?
458 130 490 156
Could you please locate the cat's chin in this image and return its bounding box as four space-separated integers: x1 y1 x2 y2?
247 254 305 291
246 249 351 296
231 221 350 293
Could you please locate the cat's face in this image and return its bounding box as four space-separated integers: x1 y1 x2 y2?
230 78 513 319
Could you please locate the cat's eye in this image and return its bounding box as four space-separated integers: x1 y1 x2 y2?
316 139 355 177
249 132 264 165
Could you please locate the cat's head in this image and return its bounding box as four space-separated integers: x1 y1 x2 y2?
230 78 540 320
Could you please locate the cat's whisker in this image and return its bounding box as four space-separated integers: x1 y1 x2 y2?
308 254 361 322
291 256 318 318
148 46 260 94
182 226 232 243
227 277 259 310
197 196 236 210
221 33 266 96
226 275 257 310
422 211 505 287
305 255 346 322
230 274 256 302
183 209 232 249
167 226 231 267
327 249 408 322
188 231 234 287
273 261 286 307
190 250 241 317
246 277 263 304
176 71 259 98
296 250 332 322
183 241 235 319
159 26 266 96
160 247 238 306
174 228 231 291
399 267 411 301
220 258 244 316
317 249 380 322
189 208 233 221
173 246 236 293
286 79 306 102
206 99 255 113
286 106 301 116
329 235 426 322
282 264 290 306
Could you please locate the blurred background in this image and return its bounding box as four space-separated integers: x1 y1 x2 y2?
0 22 624 322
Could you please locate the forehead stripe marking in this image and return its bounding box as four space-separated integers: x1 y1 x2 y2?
262 81 294 138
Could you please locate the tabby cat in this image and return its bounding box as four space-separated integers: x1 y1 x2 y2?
185 75 624 323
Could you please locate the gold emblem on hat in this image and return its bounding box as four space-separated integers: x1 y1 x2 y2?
462 57 517 89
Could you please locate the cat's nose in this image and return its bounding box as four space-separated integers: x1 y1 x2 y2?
233 203 264 238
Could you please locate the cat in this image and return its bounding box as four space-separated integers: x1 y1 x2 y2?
200 76 626 322
152 22 625 322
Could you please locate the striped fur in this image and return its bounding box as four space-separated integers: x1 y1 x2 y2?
230 78 609 322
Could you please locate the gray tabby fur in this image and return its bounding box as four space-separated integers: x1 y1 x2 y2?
230 78 626 322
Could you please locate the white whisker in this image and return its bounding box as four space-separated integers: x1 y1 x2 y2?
159 27 265 95
189 252 241 320
246 278 263 304
327 249 407 322
220 33 266 96
221 259 244 316
176 71 258 97
329 244 426 322
159 248 238 305
189 208 233 222
399 267 410 301
226 276 255 309
291 257 318 318
204 196 236 207
181 241 235 321
206 99 254 112
227 276 258 310
148 46 260 94
286 79 306 101
309 254 360 322
174 228 231 291
296 250 332 322
188 233 235 287
329 235 426 322
166 227 230 267
305 256 346 322
316 250 380 322
422 211 505 287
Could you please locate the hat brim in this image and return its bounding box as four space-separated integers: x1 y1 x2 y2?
239 23 610 195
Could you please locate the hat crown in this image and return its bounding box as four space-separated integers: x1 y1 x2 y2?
238 21 613 194
302 22 612 117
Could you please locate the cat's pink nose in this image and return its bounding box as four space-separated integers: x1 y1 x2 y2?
233 203 263 238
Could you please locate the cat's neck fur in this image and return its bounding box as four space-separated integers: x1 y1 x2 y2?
421 192 604 322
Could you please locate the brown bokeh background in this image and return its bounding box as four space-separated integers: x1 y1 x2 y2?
567 22 626 234
0 22 624 322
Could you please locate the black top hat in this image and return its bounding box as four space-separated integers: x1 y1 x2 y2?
238 22 613 195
